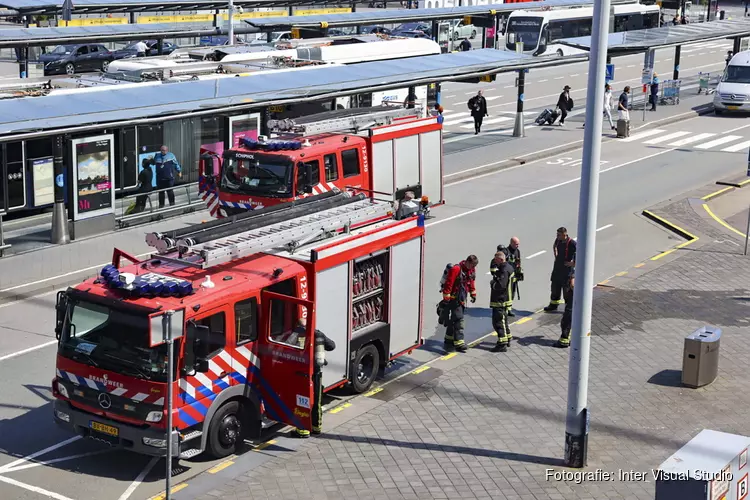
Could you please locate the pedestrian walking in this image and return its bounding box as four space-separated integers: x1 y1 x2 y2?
288 319 336 438
499 237 523 317
583 83 615 130
649 74 659 112
468 90 488 135
618 86 631 121
439 255 478 353
556 85 573 126
556 270 575 348
543 227 576 312
489 251 514 353
134 160 153 213
150 145 182 208
459 37 472 52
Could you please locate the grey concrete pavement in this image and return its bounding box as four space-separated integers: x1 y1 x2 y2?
179 183 750 500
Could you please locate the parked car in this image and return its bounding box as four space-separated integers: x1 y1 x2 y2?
392 22 432 38
200 35 250 46
40 43 114 75
111 40 179 60
249 31 293 45
395 30 431 39
448 19 477 40
363 25 391 35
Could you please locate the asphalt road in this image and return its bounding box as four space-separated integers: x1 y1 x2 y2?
0 107 747 499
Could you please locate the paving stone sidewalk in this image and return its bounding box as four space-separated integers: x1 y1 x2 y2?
203 195 750 500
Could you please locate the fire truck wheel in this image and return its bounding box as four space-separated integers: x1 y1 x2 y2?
206 401 243 458
351 344 379 393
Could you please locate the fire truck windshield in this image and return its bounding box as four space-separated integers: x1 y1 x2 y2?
221 154 293 197
58 299 175 382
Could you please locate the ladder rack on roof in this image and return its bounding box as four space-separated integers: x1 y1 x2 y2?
160 197 394 269
267 106 421 137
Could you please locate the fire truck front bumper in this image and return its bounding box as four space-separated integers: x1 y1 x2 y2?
54 399 170 456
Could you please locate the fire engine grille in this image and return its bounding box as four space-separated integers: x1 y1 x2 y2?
58 378 157 426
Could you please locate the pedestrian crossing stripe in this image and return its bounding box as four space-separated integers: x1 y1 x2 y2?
722 139 750 153
643 131 691 145
694 135 743 149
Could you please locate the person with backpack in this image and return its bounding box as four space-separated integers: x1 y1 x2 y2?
439 255 479 352
468 90 488 135
556 85 573 126
489 251 514 353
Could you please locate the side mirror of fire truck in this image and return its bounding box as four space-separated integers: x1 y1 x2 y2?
199 154 216 178
185 320 211 375
55 291 68 340
298 162 314 194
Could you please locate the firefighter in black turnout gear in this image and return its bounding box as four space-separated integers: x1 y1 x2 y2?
499 236 522 317
290 319 336 438
489 251 514 352
544 227 576 312
556 269 575 348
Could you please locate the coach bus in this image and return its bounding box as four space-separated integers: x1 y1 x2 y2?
505 3 661 56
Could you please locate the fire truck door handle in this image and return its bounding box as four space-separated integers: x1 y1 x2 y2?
218 371 228 378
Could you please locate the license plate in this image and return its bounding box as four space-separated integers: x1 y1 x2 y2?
727 105 740 110
90 421 119 437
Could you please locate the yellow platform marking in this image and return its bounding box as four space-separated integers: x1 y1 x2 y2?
363 387 383 397
440 352 458 361
329 403 352 414
514 317 532 325
253 439 277 452
208 460 234 474
150 483 188 500
411 366 430 375
703 203 747 238
701 186 734 201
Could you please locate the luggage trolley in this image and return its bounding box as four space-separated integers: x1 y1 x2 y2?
660 79 681 105
698 72 715 95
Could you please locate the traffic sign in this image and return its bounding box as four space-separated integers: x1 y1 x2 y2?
642 68 654 85
606 64 615 82
738 473 748 500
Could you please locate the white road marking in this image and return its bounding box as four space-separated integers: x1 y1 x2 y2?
698 52 706 56
118 456 159 500
0 251 151 293
526 250 546 259
596 224 613 232
538 79 548 82
484 96 502 101
0 340 58 363
643 131 691 144
4 449 113 473
0 475 75 500
0 436 81 473
429 149 675 227
504 85 514 88
626 65 635 68
443 141 580 178
721 139 750 153
443 94 456 98
554 76 564 80
570 74 579 77
694 135 743 149
668 133 716 147
460 116 511 128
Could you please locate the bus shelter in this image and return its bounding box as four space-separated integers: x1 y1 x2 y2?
0 48 584 238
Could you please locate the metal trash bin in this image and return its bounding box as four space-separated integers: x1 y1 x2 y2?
681 326 721 388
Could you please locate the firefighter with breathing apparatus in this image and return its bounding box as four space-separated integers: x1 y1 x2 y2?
289 318 336 438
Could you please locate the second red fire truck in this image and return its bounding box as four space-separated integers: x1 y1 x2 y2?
199 106 444 218
52 188 430 460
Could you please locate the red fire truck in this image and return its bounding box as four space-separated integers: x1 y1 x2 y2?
52 191 428 459
199 106 444 218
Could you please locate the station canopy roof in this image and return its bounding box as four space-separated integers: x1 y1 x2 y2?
244 0 633 29
0 0 348 15
560 18 750 54
0 21 256 47
0 49 586 137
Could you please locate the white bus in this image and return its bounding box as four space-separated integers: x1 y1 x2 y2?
505 3 661 57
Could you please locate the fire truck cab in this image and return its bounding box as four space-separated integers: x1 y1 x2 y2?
200 106 443 218
52 192 427 459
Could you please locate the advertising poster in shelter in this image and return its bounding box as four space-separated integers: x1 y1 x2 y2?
71 135 115 221
31 157 54 206
229 113 261 148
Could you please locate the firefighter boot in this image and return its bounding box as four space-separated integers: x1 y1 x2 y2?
544 303 559 312
491 342 508 353
555 336 570 348
292 428 311 438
